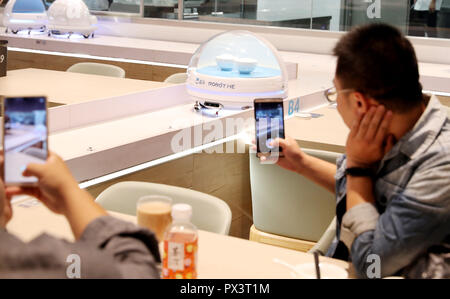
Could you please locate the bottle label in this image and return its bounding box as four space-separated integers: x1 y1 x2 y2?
168 242 184 271
162 238 198 279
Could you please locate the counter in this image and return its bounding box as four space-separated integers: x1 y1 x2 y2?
1 30 449 93
0 68 339 183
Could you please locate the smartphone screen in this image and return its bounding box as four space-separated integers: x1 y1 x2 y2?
3 96 48 185
254 99 285 158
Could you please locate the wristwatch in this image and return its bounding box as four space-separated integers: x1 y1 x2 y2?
344 167 375 177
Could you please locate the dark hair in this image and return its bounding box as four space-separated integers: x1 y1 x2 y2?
333 23 423 112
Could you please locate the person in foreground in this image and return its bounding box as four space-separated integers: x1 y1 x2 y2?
0 152 160 278
270 24 449 278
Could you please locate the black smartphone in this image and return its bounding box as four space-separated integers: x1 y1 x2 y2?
254 98 285 159
2 96 48 186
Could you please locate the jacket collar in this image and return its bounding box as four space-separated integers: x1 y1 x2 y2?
382 95 448 162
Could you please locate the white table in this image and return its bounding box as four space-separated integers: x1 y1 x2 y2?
0 68 171 105
286 104 349 153
6 197 354 279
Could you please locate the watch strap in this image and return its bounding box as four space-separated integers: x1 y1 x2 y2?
345 167 375 177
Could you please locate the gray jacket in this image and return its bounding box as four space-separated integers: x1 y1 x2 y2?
0 216 161 278
328 95 450 278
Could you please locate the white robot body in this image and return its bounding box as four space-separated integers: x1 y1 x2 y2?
187 70 287 108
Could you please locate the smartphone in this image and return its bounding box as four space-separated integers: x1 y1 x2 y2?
254 98 285 159
2 96 48 186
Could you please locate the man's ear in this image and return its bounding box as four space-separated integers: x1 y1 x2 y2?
350 91 371 115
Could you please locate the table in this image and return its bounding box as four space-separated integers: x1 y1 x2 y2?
0 68 170 105
286 104 349 153
6 197 354 279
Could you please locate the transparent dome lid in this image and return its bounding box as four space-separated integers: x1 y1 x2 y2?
187 30 288 107
48 0 97 27
189 30 287 80
9 0 46 13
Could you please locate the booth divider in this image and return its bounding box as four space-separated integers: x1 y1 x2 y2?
48 84 190 133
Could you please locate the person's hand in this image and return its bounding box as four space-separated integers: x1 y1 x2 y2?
429 0 436 12
271 137 308 173
0 154 13 227
346 105 395 168
252 136 306 173
5 152 80 215
1 182 13 227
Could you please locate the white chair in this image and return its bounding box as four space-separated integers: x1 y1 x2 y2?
66 62 126 78
164 72 188 84
249 148 340 253
95 181 232 235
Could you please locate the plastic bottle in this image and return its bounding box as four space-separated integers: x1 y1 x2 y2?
162 203 198 279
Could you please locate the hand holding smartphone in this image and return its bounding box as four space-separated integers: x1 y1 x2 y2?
2 96 48 186
254 98 285 160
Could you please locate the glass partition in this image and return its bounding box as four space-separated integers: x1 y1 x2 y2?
172 0 450 39
189 0 450 38
1 0 449 39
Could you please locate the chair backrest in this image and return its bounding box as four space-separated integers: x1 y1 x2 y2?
164 72 188 84
307 216 336 255
95 181 232 235
249 148 340 242
66 62 126 78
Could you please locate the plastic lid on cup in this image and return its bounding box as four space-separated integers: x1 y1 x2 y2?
171 203 192 221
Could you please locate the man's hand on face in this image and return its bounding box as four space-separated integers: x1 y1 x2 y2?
346 105 395 169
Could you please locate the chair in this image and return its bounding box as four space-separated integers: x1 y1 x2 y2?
66 62 126 78
307 216 336 255
164 72 188 84
249 148 340 253
95 181 232 235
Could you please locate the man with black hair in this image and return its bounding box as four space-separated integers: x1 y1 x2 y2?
271 23 450 278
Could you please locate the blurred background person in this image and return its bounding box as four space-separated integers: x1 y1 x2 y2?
409 0 442 37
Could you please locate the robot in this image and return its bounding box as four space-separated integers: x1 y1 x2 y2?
3 0 48 35
47 0 97 38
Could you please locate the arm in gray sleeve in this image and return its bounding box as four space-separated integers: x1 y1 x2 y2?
341 162 450 278
0 216 161 278
79 215 161 278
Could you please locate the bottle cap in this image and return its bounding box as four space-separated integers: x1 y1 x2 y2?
171 203 192 221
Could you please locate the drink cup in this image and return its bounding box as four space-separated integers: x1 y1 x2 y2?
137 195 172 242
